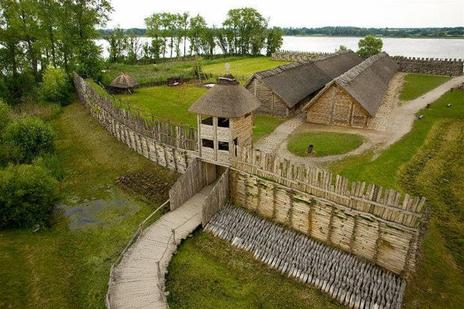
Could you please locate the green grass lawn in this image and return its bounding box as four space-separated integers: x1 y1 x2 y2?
330 89 464 308
166 231 341 309
400 73 452 101
202 56 289 83
0 102 176 308
253 114 286 142
102 56 288 86
115 84 207 127
287 132 364 157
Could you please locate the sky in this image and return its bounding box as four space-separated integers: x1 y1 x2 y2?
107 0 464 29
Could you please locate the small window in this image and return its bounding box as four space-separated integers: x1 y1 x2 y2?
244 113 251 118
201 117 213 125
218 117 230 128
202 139 214 148
218 141 229 151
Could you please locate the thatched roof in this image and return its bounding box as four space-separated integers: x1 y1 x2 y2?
189 76 260 118
110 73 139 89
303 52 399 116
246 51 362 108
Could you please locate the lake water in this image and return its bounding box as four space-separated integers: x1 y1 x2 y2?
96 36 464 59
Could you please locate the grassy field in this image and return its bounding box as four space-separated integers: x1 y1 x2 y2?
102 56 288 86
253 114 286 142
330 89 464 308
166 231 341 309
202 56 289 83
116 84 207 127
399 73 452 101
0 102 176 308
287 132 364 157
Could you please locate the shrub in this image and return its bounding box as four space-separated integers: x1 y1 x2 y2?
0 100 12 132
2 117 55 164
0 164 59 229
39 67 73 105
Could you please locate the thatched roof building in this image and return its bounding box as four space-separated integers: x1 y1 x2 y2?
189 75 260 163
189 76 260 118
109 73 139 92
303 52 398 129
246 51 363 116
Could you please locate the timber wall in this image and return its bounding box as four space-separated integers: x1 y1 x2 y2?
272 51 463 76
73 74 199 174
230 147 427 276
393 56 464 76
169 158 206 210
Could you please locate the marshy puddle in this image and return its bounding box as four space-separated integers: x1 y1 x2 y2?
57 199 140 230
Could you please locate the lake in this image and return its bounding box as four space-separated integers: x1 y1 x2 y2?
96 36 464 59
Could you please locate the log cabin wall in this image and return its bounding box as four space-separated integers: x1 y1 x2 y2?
306 84 370 128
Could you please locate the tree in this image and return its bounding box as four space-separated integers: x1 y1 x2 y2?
223 8 268 55
266 27 283 56
106 27 128 63
188 15 207 56
336 45 348 52
0 164 59 229
357 35 383 58
39 67 73 105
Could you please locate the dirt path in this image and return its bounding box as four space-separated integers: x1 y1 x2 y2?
277 124 386 166
384 75 464 148
255 113 305 153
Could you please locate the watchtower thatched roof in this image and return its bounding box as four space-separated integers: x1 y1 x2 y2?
189 76 260 118
246 51 363 108
303 52 399 116
110 73 139 89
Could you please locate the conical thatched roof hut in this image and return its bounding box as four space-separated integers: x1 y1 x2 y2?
189 76 260 118
109 73 139 92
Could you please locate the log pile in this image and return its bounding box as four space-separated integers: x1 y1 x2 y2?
206 205 406 309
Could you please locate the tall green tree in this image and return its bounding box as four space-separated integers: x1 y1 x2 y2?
266 27 283 56
357 35 383 58
106 27 128 63
188 14 207 56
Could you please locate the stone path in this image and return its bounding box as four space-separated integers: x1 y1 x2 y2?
384 75 464 148
108 185 212 309
255 113 305 153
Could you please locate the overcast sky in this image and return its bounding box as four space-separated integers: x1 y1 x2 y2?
108 0 464 29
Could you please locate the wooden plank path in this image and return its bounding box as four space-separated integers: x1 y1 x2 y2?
108 185 213 309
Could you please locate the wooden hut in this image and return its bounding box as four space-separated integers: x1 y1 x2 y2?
245 51 363 117
302 52 398 129
109 73 139 93
189 75 260 164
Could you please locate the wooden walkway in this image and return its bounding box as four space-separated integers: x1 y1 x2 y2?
108 185 212 309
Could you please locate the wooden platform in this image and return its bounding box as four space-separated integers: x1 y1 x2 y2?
108 185 212 309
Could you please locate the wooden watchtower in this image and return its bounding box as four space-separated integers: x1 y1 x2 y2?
189 74 261 164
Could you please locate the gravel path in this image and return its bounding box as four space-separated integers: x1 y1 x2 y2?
255 113 305 153
384 75 464 149
269 75 464 166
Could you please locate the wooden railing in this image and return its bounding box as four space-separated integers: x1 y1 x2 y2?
202 169 230 226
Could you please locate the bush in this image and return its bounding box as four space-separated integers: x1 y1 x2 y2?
2 117 55 164
0 100 12 132
39 67 73 105
0 164 59 229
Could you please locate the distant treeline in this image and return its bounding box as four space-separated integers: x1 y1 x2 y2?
282 27 464 38
99 26 464 38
